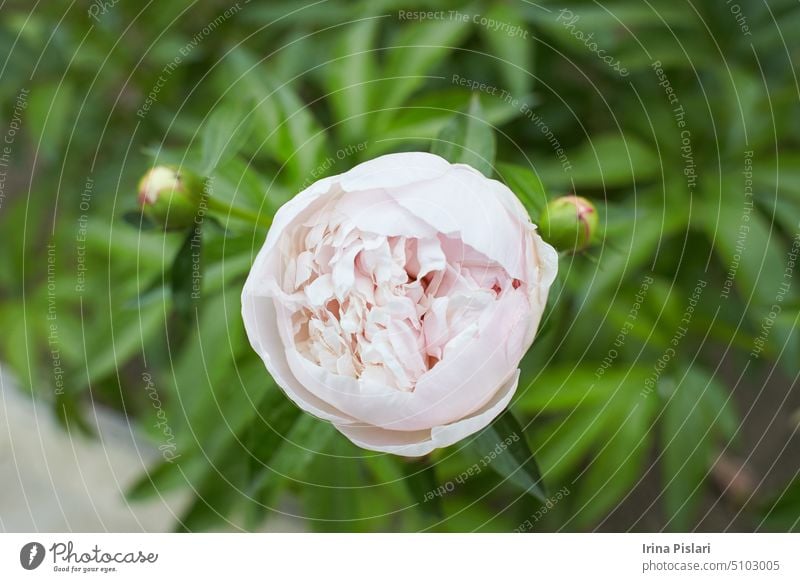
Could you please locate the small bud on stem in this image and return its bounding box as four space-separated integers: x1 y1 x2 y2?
137 165 204 230
538 195 598 253
136 165 271 231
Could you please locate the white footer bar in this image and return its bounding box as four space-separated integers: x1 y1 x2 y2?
1 533 797 581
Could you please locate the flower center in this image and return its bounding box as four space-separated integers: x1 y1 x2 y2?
281 214 518 392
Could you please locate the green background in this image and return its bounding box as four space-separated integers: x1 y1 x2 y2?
1 0 798 532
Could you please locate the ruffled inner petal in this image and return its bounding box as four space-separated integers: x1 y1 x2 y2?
275 188 528 404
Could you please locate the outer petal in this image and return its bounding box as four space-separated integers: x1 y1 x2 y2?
388 165 530 279
333 189 438 240
241 291 358 425
338 151 450 192
409 288 533 427
530 228 559 309
484 175 558 310
335 370 520 456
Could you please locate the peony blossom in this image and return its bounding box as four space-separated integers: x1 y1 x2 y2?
242 152 557 456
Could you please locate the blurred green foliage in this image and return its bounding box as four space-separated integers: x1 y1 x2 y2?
1 0 798 532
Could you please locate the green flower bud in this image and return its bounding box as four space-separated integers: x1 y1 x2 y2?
538 195 598 253
137 165 204 230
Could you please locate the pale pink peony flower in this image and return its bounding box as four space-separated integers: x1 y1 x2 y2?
242 152 557 456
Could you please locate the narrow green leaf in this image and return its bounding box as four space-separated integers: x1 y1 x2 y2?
699 191 786 306
26 81 75 161
302 435 367 532
399 456 443 520
466 408 546 501
574 397 655 527
576 196 688 305
82 303 164 387
479 3 533 97
536 133 659 189
127 455 206 501
219 50 328 180
201 101 254 173
533 406 612 484
515 366 648 413
753 153 800 201
246 414 337 523
272 84 328 182
176 451 247 532
171 226 201 327
660 367 725 531
54 389 93 437
325 19 379 140
431 94 496 176
377 16 472 126
374 89 530 155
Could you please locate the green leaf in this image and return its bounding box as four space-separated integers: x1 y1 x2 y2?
374 88 530 155
176 450 247 532
150 367 291 526
54 389 94 437
399 456 443 520
536 133 659 189
753 153 800 201
26 81 75 161
574 396 655 527
325 19 379 140
761 479 800 532
170 292 253 453
219 51 283 148
246 414 337 523
219 50 327 181
533 406 611 484
82 302 165 388
479 2 533 97
272 83 328 183
660 366 734 530
200 101 254 173
698 190 786 306
171 226 201 329
529 366 655 488
172 368 278 532
466 407 546 501
576 195 688 305
127 452 217 503
302 435 373 532
515 366 646 413
431 94 496 176
212 154 290 214
701 372 740 444
377 16 472 126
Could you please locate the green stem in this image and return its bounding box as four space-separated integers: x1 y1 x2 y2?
203 195 272 228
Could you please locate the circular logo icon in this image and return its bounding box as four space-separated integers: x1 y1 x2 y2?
20 542 45 570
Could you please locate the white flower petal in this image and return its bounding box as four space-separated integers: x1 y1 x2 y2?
335 370 519 457
240 291 356 425
339 152 450 192
389 166 529 279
